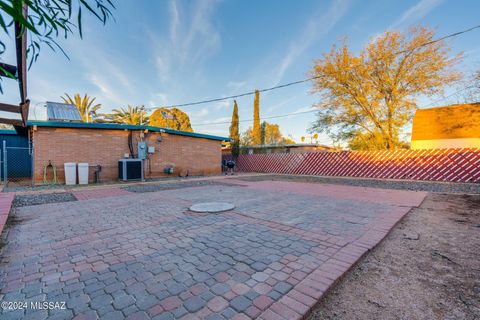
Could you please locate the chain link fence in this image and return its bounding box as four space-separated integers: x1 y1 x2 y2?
1 139 33 187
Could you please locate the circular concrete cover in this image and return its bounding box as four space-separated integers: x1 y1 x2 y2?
189 202 235 213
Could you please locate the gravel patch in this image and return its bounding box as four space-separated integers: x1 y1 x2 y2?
12 192 77 208
123 180 238 193
236 174 480 194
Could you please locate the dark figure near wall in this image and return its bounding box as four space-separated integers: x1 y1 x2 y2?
222 160 235 175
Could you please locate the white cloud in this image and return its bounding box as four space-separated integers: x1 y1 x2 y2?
196 107 210 117
196 127 229 136
213 99 234 110
87 73 125 107
273 0 350 85
192 116 230 126
266 96 298 113
226 81 247 90
151 0 221 84
293 105 317 113
170 0 180 43
147 93 169 108
390 0 444 29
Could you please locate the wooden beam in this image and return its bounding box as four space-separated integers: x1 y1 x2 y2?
0 102 21 113
15 4 28 105
20 100 30 127
0 63 17 78
0 117 22 126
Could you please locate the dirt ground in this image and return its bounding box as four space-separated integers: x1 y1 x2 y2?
309 193 480 320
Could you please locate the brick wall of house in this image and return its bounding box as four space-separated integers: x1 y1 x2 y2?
32 127 222 184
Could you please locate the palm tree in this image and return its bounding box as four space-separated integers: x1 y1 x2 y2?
61 93 101 122
105 105 149 125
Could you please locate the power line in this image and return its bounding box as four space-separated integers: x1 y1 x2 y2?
193 82 478 127
147 24 480 111
192 109 318 127
146 77 320 111
396 24 480 55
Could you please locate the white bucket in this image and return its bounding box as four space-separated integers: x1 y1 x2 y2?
78 163 89 185
64 162 77 185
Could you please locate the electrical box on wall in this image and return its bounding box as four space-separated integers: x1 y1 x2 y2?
148 146 155 154
137 142 147 160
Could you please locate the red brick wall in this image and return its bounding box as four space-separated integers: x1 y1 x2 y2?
33 127 222 184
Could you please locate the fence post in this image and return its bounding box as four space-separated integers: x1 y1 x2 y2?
3 140 7 184
29 129 34 186
31 140 34 186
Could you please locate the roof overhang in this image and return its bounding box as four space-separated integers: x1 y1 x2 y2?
28 120 229 141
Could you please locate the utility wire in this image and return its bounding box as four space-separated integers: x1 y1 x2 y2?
146 77 320 110
193 82 478 127
396 24 480 55
192 109 318 126
147 24 480 110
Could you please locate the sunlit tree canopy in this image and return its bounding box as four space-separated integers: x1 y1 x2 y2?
242 121 294 146
149 107 193 132
309 26 462 150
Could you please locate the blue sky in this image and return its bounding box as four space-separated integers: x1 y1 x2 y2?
1 0 479 143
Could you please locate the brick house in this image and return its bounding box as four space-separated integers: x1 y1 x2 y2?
28 121 227 184
411 103 480 150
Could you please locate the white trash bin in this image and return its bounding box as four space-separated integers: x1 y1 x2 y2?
64 162 77 185
78 163 89 185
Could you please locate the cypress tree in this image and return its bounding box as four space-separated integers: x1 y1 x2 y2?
252 89 261 145
260 121 266 145
230 100 240 159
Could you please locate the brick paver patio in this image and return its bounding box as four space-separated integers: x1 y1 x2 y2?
72 188 132 201
0 180 426 319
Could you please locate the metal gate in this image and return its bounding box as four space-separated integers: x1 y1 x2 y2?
0 133 33 186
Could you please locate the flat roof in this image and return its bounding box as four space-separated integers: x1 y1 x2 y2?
28 120 229 141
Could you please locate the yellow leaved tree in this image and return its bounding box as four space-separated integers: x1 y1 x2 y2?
242 121 294 146
149 108 193 132
309 26 462 150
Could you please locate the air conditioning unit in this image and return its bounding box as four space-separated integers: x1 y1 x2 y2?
118 159 143 181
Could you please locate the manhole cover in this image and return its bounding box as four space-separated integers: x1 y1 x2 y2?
189 202 235 213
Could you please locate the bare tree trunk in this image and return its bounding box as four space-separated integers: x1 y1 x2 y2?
386 101 394 150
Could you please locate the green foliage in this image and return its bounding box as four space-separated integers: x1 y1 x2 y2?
0 0 115 92
252 89 261 145
229 100 240 159
149 107 193 132
61 93 101 122
260 121 266 145
103 105 148 125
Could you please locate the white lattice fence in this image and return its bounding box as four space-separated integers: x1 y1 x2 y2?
224 148 480 183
